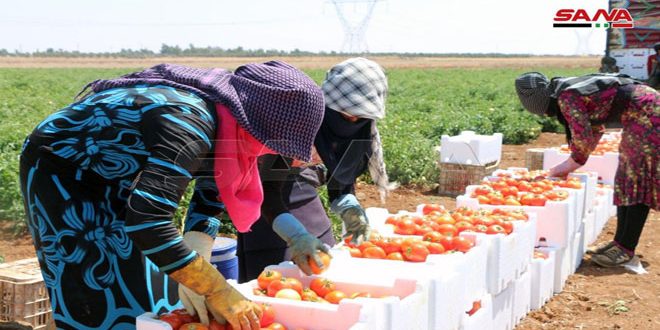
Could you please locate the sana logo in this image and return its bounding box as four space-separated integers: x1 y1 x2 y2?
553 8 634 28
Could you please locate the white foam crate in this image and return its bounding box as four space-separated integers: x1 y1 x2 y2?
530 250 556 310
544 148 619 185
368 206 525 296
491 282 514 330
572 229 585 272
512 270 532 327
139 310 369 330
457 186 578 248
583 210 597 248
537 244 573 294
596 186 616 218
480 216 536 295
136 313 174 330
365 207 489 309
235 263 426 330
571 172 598 214
440 131 503 165
460 294 494 330
325 246 473 330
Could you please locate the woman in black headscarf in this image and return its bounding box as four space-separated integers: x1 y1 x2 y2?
515 72 658 268
236 57 393 281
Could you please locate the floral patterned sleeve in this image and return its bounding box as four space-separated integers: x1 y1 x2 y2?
557 90 605 165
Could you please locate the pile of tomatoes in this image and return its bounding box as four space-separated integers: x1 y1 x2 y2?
254 270 377 305
558 137 619 155
471 175 580 206
158 306 286 330
388 206 526 236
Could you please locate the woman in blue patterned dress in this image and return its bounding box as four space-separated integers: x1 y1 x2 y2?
19 62 326 329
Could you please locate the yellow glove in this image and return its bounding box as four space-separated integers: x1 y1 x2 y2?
178 232 214 325
169 256 263 330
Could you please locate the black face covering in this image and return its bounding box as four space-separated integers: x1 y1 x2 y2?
314 107 373 189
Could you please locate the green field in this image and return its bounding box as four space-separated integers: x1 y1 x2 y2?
0 67 592 231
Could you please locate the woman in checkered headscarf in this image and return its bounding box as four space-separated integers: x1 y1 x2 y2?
515 72 658 269
236 58 396 282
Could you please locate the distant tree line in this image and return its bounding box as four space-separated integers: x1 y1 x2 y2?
0 44 552 58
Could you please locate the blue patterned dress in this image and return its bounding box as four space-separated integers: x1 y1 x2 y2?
19 85 224 329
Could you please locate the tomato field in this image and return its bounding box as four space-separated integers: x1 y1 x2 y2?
0 65 592 232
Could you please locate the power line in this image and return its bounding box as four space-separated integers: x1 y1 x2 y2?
329 0 384 53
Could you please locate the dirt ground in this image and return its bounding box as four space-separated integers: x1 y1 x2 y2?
1 132 658 329
0 56 600 69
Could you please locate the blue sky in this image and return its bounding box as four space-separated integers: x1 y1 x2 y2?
0 0 608 55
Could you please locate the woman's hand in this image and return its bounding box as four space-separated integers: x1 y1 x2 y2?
205 284 263 330
548 157 582 178
169 257 263 330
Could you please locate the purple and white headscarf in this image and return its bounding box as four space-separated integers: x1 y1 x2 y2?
82 61 325 162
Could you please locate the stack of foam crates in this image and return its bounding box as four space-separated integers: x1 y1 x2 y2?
0 258 52 329
530 250 556 310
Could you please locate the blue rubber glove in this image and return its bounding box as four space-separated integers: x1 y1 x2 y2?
331 194 371 245
272 213 329 275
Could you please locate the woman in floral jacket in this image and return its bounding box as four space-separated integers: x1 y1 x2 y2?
515 72 658 268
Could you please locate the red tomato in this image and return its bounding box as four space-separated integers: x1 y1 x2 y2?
158 314 182 330
259 304 275 327
452 236 474 253
422 203 443 215
357 241 376 252
362 246 387 259
402 242 430 262
438 235 454 251
208 319 226 330
477 195 490 205
386 252 404 260
415 225 434 236
500 221 514 234
324 290 347 304
284 278 303 294
427 242 445 254
473 224 488 233
267 322 287 330
455 221 474 233
310 278 335 298
258 270 283 290
433 214 456 225
467 300 482 316
179 323 209 330
308 251 331 275
275 288 302 300
437 224 458 237
423 231 443 243
394 218 417 235
348 247 362 258
520 194 547 207
385 216 399 226
504 197 521 206
486 224 506 235
381 239 402 254
544 190 569 201
474 185 494 196
301 288 319 302
411 216 425 225
171 309 197 324
267 278 293 297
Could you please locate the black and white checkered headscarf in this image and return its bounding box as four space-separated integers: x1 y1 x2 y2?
322 58 395 202
515 72 553 116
